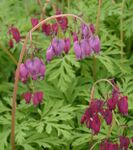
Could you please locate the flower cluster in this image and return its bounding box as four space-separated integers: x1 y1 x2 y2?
99 136 131 150
19 57 46 83
73 23 100 60
46 37 71 62
8 26 21 48
23 91 43 106
81 83 128 134
31 10 68 36
19 57 46 106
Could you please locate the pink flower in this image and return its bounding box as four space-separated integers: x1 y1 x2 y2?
52 38 65 55
42 23 52 35
19 64 29 83
23 92 32 103
64 38 71 54
33 91 43 106
120 136 130 150
89 113 101 134
31 18 39 27
101 109 113 125
46 45 55 62
89 35 100 54
8 27 21 43
118 96 128 115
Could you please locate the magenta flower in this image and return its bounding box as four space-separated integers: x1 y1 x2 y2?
57 16 68 31
89 113 101 134
64 38 71 54
81 39 92 56
90 99 104 113
8 27 21 43
42 23 52 36
33 91 43 106
118 96 128 115
120 136 130 150
74 41 82 59
107 97 117 111
19 64 29 83
8 39 14 48
101 109 113 125
46 45 55 62
81 24 90 38
24 57 46 81
100 140 118 150
31 18 39 27
89 24 95 34
23 92 32 103
52 23 58 34
52 38 65 55
72 32 78 42
89 35 100 54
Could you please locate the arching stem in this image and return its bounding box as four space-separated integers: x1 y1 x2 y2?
93 0 102 81
11 13 89 150
90 78 118 102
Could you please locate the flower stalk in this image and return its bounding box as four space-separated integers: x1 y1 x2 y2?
11 13 89 150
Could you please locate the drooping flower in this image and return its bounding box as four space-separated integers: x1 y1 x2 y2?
19 63 29 83
89 24 95 34
46 45 55 62
52 38 65 55
107 97 117 111
31 18 39 27
89 113 101 134
74 39 92 59
81 23 90 39
33 91 43 106
101 109 113 125
118 96 128 115
8 27 21 43
24 57 46 81
42 23 52 35
23 92 32 103
120 136 130 150
99 140 118 150
90 99 104 113
80 39 92 56
64 38 71 54
52 23 58 34
57 16 68 31
74 41 82 60
72 32 78 42
89 35 100 53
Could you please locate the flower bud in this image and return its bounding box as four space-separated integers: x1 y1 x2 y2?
8 27 21 43
23 92 32 103
118 96 128 115
31 18 39 27
64 38 71 54
19 64 29 83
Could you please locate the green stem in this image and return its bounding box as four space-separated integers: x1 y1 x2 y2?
120 0 125 59
93 0 102 81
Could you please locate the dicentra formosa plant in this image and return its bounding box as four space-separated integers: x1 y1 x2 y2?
80 79 131 150
11 12 101 150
